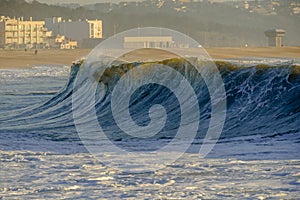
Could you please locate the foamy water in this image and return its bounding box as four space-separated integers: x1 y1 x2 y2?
1 150 299 199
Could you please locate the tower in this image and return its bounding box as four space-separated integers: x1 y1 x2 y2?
264 29 286 47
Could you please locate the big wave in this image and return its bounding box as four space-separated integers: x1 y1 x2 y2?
0 58 299 144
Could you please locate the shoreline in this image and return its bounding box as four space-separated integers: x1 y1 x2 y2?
0 46 300 69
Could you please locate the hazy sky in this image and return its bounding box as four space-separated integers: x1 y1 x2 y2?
32 0 139 5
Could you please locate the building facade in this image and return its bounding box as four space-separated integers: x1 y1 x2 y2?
124 36 174 48
0 16 51 49
46 34 77 49
264 29 286 47
45 17 102 47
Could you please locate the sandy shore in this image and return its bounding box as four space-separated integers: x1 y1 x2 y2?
207 46 300 59
0 46 299 69
0 49 91 69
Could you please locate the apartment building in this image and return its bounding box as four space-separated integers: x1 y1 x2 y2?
0 16 52 49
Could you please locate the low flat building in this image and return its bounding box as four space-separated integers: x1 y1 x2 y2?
124 36 174 48
60 40 77 49
0 16 51 49
47 34 77 49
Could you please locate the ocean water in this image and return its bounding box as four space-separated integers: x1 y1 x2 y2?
0 59 300 199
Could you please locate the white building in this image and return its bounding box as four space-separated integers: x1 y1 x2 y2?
124 36 174 48
0 16 51 49
46 34 77 49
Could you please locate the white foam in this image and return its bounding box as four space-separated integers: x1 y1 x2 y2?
216 57 295 67
0 65 70 81
0 149 299 199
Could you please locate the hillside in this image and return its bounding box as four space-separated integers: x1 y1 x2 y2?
0 0 299 47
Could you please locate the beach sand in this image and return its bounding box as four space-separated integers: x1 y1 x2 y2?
0 49 91 69
0 46 299 69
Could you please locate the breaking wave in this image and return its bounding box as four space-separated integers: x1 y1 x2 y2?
0 59 299 149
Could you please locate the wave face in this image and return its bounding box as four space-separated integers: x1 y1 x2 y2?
0 60 299 153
